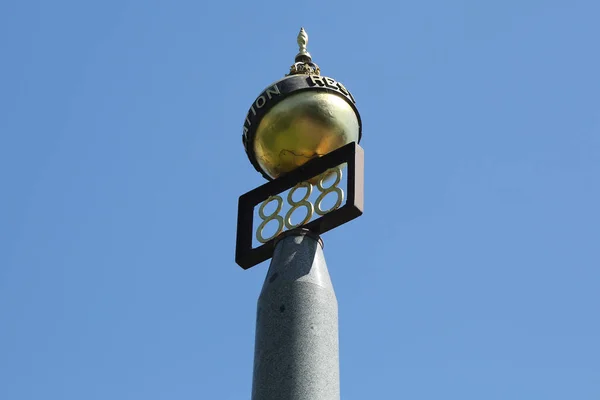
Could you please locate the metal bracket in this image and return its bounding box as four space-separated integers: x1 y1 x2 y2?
235 142 364 269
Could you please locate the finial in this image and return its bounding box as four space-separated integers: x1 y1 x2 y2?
288 27 320 76
295 27 311 62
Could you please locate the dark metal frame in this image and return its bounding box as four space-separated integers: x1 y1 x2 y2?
235 142 364 270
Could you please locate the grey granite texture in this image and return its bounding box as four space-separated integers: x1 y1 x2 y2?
251 232 339 400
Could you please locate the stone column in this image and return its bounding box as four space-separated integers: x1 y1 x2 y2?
251 230 339 400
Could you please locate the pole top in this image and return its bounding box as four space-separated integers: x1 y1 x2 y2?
289 27 320 75
274 228 324 250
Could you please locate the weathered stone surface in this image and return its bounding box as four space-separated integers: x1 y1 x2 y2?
252 232 339 400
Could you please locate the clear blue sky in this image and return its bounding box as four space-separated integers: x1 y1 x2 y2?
1 0 599 399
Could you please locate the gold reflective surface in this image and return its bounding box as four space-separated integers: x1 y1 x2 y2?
254 91 359 179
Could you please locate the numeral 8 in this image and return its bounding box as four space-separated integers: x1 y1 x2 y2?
315 167 344 215
285 182 314 229
256 195 284 243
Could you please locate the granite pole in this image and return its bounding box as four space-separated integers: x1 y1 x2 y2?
251 229 339 400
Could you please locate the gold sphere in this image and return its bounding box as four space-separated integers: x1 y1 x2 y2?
253 90 360 180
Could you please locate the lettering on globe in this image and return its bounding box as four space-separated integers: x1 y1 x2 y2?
243 84 281 137
306 75 356 104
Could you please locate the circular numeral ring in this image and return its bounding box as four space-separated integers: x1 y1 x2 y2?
285 182 314 229
256 195 284 243
315 167 345 216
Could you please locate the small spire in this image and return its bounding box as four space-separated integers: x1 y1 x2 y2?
288 27 320 76
295 27 311 62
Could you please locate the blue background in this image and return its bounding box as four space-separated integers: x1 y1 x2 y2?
1 0 599 398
